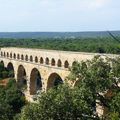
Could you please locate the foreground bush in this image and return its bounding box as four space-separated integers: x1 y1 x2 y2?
18 84 99 120
0 79 26 120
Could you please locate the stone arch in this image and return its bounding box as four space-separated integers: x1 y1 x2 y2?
4 52 6 57
7 52 9 57
17 54 20 59
21 54 24 60
25 55 28 61
64 60 69 68
30 68 42 95
30 56 33 62
1 51 3 57
7 62 14 77
40 57 44 64
0 60 4 68
45 57 49 65
47 73 63 90
72 61 77 67
57 59 62 67
17 65 27 90
13 53 16 59
10 53 12 58
35 56 38 63
51 58 55 66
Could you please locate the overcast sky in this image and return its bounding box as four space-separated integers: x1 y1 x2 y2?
0 0 119 32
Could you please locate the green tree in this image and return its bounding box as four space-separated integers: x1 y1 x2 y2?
18 84 99 120
0 79 26 120
68 56 120 119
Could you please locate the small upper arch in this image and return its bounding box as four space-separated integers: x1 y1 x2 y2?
51 58 55 66
45 57 49 65
7 52 9 57
17 54 20 59
10 53 12 58
64 60 69 68
21 54 24 60
40 57 44 64
4 52 6 57
13 53 16 59
30 56 33 62
25 55 28 61
35 56 38 63
57 59 62 67
72 61 77 67
1 51 3 56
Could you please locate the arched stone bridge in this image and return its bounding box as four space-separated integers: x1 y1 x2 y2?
0 47 118 100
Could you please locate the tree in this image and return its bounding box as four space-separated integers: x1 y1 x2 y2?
18 84 99 120
0 79 26 120
68 56 120 119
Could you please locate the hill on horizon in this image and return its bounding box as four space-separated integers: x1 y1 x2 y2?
0 31 120 39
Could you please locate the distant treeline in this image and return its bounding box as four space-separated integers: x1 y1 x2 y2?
0 37 120 54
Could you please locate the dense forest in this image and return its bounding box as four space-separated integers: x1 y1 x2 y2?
0 31 120 38
0 37 120 54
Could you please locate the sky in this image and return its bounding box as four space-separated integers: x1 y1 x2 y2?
0 0 119 32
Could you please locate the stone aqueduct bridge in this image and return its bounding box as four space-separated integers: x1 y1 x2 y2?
0 47 118 98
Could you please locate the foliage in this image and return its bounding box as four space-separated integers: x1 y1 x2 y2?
18 84 99 120
0 37 120 54
68 56 120 119
0 79 26 120
0 62 14 80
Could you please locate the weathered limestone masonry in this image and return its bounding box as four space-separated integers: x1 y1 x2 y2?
0 47 119 100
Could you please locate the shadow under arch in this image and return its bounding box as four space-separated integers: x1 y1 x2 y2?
7 62 14 77
17 65 27 90
30 68 42 95
47 73 63 90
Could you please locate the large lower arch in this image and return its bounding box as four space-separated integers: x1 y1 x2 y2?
30 68 42 95
17 65 27 90
7 62 14 77
0 60 4 68
47 73 63 90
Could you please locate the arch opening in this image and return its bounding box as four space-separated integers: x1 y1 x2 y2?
64 60 69 68
17 54 20 59
13 53 16 59
35 56 38 63
1 52 3 57
47 73 63 90
7 62 14 77
10 53 12 58
4 52 6 57
7 52 9 57
72 61 77 67
45 57 49 65
17 65 27 91
30 68 42 95
0 61 6 78
21 55 24 60
30 56 33 62
40 57 44 64
0 61 4 67
25 55 28 61
51 58 55 66
57 59 62 67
